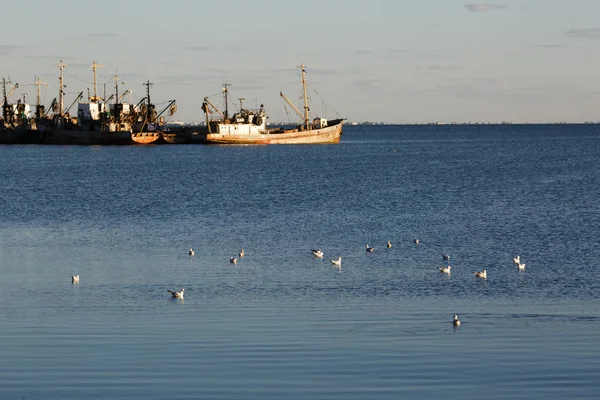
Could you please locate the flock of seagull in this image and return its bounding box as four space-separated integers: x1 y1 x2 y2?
310 238 528 329
70 240 527 327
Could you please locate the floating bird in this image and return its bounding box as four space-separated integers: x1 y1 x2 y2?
513 255 520 265
71 275 79 283
230 256 238 264
311 248 324 258
239 248 245 258
439 266 452 274
386 240 392 248
189 248 195 256
414 239 420 245
366 244 375 253
474 269 487 279
442 253 450 261
453 314 461 328
331 256 342 267
517 262 526 271
167 288 185 299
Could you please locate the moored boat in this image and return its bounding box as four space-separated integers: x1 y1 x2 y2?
39 61 177 145
41 61 134 145
130 80 177 145
0 78 40 144
193 64 344 145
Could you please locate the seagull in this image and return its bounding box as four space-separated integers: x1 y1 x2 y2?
442 253 450 261
366 244 375 253
167 288 185 299
239 248 245 258
386 240 392 248
230 256 238 264
453 314 461 328
513 255 520 265
331 256 342 267
474 269 487 279
189 248 195 256
414 238 420 245
439 265 451 274
517 262 526 271
71 275 80 283
311 248 324 258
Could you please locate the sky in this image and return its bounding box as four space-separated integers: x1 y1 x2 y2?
1 0 600 124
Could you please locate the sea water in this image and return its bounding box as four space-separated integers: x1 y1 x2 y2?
1 124 599 399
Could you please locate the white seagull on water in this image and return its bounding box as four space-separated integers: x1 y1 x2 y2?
439 266 452 274
474 269 487 279
311 248 324 258
168 288 185 299
71 275 80 283
517 262 526 271
513 255 520 265
331 256 342 267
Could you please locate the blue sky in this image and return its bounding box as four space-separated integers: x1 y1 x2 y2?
1 0 600 123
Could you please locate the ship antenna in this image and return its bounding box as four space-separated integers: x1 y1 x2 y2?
143 80 153 106
113 74 121 104
90 60 105 102
223 82 230 120
57 60 67 115
33 76 47 118
299 63 309 130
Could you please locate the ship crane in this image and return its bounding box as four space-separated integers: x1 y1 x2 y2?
1 79 19 107
156 100 177 121
117 89 131 104
280 91 304 121
63 91 84 116
202 97 224 118
103 94 115 105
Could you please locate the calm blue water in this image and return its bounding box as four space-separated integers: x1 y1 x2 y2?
1 124 599 399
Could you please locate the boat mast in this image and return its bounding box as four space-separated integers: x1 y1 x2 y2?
1 78 7 107
90 60 104 102
223 82 230 120
57 60 67 115
33 77 47 118
144 80 153 106
300 63 309 130
113 74 121 104
33 77 46 108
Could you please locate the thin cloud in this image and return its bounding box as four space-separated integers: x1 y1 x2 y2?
530 44 564 48
184 45 214 51
0 44 23 55
429 64 459 70
566 28 600 38
465 3 508 12
355 50 374 56
25 55 70 60
83 33 119 38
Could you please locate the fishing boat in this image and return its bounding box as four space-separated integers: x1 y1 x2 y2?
40 61 176 145
0 78 40 144
193 64 344 145
130 80 177 144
